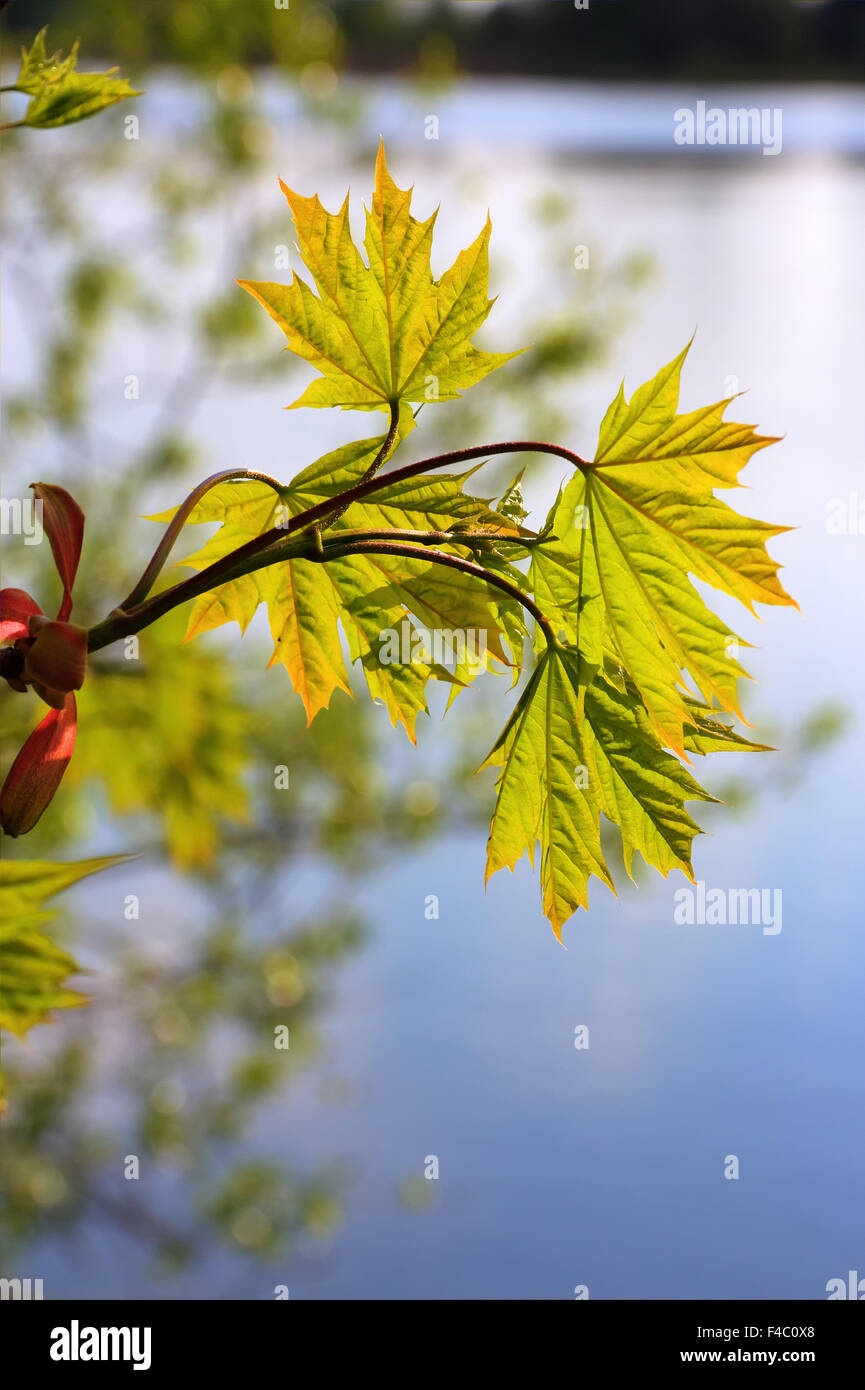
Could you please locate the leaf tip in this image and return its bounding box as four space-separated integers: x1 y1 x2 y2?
547 917 566 946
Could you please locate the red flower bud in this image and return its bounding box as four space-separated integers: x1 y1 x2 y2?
30 483 85 622
0 694 77 836
1 486 87 835
0 587 43 644
21 617 88 698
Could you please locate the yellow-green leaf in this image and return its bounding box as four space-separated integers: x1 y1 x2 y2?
238 141 522 427
541 341 796 754
13 28 141 130
0 855 127 1108
484 648 717 939
153 436 521 736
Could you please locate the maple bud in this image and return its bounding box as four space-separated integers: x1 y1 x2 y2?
0 695 77 837
0 485 87 834
30 482 85 621
0 586 43 644
21 616 88 701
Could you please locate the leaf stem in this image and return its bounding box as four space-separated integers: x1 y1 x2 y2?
87 524 554 655
88 531 318 652
181 438 588 582
120 467 288 611
316 537 557 648
88 436 587 652
295 439 593 534
326 526 505 550
317 400 400 530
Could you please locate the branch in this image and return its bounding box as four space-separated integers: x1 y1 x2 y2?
88 531 318 652
114 408 400 619
161 438 589 589
316 536 557 649
120 467 288 610
307 438 593 527
88 434 587 652
323 526 518 551
87 524 555 655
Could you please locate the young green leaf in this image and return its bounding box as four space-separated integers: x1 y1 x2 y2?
540 341 796 754
484 647 719 938
0 855 127 1107
238 142 522 434
10 28 141 130
152 437 522 737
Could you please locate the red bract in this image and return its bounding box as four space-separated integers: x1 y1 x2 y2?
0 483 86 836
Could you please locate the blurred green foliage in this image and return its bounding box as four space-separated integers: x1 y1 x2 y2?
73 613 252 871
0 856 125 1109
1 27 140 131
0 901 365 1273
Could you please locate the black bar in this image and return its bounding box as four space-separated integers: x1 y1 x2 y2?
3 1298 862 1375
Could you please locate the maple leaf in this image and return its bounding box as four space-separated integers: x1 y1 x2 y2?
0 855 126 1108
483 648 724 938
237 141 521 435
11 28 141 130
153 436 523 738
134 143 793 944
533 342 797 755
681 699 774 757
